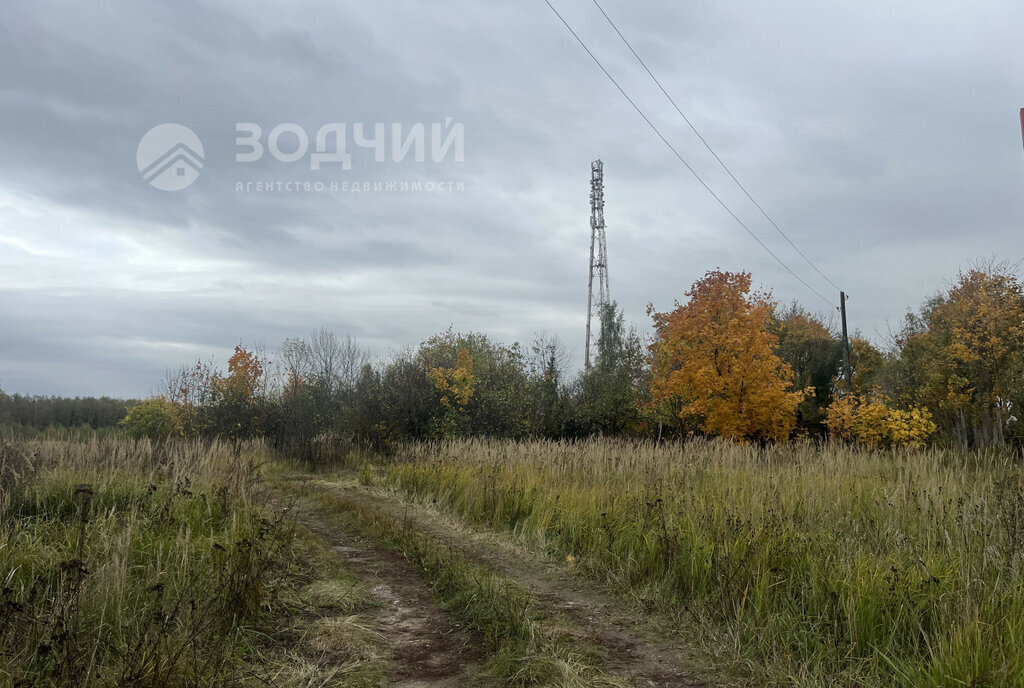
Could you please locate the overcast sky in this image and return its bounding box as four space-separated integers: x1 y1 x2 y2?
1 0 1023 397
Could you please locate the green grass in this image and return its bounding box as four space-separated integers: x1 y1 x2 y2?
0 437 292 687
383 438 1024 687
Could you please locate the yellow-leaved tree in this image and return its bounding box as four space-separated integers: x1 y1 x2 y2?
900 265 1024 447
648 270 808 442
826 394 936 448
426 348 475 437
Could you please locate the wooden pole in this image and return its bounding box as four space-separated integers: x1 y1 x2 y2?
1019 108 1024 154
840 291 852 394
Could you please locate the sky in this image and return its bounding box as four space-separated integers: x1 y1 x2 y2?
1 0 1023 397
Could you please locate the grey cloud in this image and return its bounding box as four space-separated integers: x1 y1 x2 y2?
1 0 1023 395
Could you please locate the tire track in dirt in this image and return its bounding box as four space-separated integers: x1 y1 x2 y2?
287 488 483 687
313 478 722 688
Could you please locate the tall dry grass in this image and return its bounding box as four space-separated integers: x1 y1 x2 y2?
385 438 1024 686
0 436 290 686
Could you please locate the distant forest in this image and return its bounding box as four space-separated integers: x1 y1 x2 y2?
0 391 136 430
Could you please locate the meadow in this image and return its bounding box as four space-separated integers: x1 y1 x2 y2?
4 434 1023 686
384 438 1024 686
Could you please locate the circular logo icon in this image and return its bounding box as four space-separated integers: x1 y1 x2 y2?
136 123 204 191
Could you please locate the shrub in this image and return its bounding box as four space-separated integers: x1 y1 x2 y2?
118 397 181 440
826 394 937 448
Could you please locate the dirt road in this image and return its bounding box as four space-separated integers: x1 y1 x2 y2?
271 472 742 687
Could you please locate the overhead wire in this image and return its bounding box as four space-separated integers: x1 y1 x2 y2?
590 0 843 294
542 0 837 308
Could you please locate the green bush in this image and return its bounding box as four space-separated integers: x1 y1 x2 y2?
118 398 180 440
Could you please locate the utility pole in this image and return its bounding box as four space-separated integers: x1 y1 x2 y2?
840 291 852 394
585 159 609 369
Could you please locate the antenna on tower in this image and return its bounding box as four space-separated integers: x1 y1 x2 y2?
585 159 610 369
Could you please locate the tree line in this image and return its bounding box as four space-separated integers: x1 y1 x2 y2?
103 261 1024 452
0 391 136 431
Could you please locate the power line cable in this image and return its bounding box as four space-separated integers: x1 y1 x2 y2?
591 0 843 294
542 0 835 308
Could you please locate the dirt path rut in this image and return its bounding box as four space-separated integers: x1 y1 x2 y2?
291 495 482 687
307 477 718 688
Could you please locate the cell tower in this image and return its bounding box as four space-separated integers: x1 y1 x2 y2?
585 159 610 369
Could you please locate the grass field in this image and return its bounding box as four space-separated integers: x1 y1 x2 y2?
4 436 1023 686
384 439 1024 686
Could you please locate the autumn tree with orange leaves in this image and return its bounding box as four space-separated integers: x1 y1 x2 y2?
648 270 808 442
206 345 269 438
